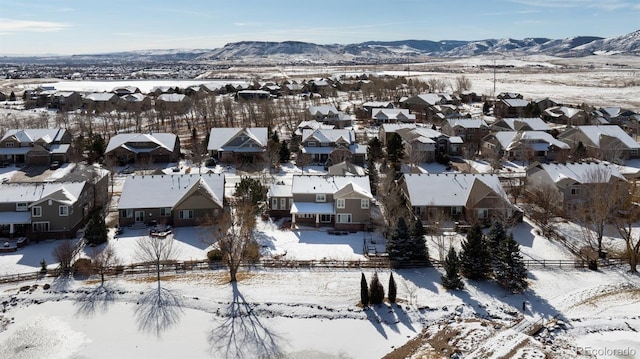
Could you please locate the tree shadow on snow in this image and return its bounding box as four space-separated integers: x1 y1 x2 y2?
365 306 388 339
134 282 184 338
367 302 417 337
74 282 119 317
209 282 284 358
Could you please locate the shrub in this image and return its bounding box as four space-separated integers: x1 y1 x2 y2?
207 249 223 261
43 283 51 290
369 272 385 305
73 258 93 276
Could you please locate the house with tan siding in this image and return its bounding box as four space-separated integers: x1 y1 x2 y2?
0 128 72 165
105 133 180 165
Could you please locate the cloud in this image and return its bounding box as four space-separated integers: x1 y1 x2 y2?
510 0 638 11
0 18 71 32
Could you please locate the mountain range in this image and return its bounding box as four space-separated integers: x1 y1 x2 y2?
2 30 638 65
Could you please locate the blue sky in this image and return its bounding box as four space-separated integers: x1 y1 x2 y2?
0 0 638 55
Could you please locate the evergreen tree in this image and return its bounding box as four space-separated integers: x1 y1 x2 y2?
360 272 369 307
84 211 108 246
367 137 384 162
408 219 429 261
9 91 16 101
459 222 492 280
369 272 385 305
234 177 268 207
387 217 409 260
366 158 379 196
486 221 507 270
279 141 290 163
441 247 464 290
386 133 404 168
388 272 397 303
494 234 528 293
86 132 106 164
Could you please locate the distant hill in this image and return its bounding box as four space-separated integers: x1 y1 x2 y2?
1 30 638 65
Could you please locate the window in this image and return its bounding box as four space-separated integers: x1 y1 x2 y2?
59 205 69 216
308 141 317 147
451 206 462 215
320 214 332 223
336 198 345 209
179 210 194 219
161 207 171 216
32 206 42 217
477 209 488 219
361 199 369 209
570 187 581 195
32 222 49 232
288 198 293 209
121 209 133 218
16 202 28 212
316 194 326 202
272 198 278 210
337 213 352 223
5 142 14 148
280 198 286 210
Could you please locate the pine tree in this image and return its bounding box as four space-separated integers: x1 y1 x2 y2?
84 211 108 246
408 219 429 261
367 137 384 162
388 272 397 303
494 234 528 293
460 222 492 280
279 141 290 163
360 272 369 307
486 221 506 269
387 217 409 260
441 247 464 290
369 272 385 305
367 158 379 196
386 133 404 167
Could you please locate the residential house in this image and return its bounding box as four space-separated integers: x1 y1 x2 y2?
0 181 100 240
0 128 72 165
491 117 551 132
300 128 358 166
117 173 225 227
50 91 83 111
268 175 372 231
533 98 560 113
307 105 352 128
402 93 455 121
370 108 416 125
207 127 268 163
558 125 640 161
84 92 122 113
155 93 191 115
236 90 271 101
543 106 589 125
497 92 523 100
305 79 335 98
482 131 570 163
327 161 367 176
120 93 152 112
526 161 627 213
395 127 459 163
112 86 141 96
440 118 490 155
594 107 638 126
282 82 304 96
105 133 181 165
494 98 529 118
459 91 481 103
362 101 394 117
378 123 416 146
400 173 519 225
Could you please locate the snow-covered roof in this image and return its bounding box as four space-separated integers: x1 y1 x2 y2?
371 108 415 122
493 131 570 151
494 118 550 132
570 125 640 149
0 182 85 204
403 173 508 207
302 129 355 144
537 162 626 184
85 92 117 102
117 173 225 210
291 175 371 196
381 123 416 133
1 129 67 144
446 118 488 129
502 98 529 107
105 133 177 154
157 93 187 102
308 105 339 116
290 202 334 214
207 127 268 152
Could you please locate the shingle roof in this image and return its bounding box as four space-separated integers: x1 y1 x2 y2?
403 173 508 207
105 133 177 154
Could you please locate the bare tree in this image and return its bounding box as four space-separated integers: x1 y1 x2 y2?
135 235 180 284
454 75 472 93
295 151 313 174
574 166 626 256
53 240 75 272
92 245 120 285
615 181 640 273
210 200 260 282
524 182 562 233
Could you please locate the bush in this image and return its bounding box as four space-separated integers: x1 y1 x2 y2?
73 258 93 276
207 249 223 261
43 283 51 290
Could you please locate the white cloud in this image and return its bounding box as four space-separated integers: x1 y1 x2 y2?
0 18 71 32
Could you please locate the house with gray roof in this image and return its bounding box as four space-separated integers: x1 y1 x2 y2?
0 180 99 240
105 133 180 165
307 105 352 128
207 127 268 163
400 173 520 226
84 92 122 113
300 128 359 166
117 173 225 227
558 125 640 162
0 128 72 165
268 175 372 231
491 117 551 132
494 98 529 118
370 108 416 125
482 131 570 163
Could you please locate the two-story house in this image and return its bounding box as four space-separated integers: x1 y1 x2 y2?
491 117 551 132
268 175 372 231
307 105 352 128
557 125 640 162
300 128 358 166
370 108 416 125
0 128 72 165
117 173 225 227
440 118 490 155
482 131 570 163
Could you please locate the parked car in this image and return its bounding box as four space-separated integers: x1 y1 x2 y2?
50 161 61 170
